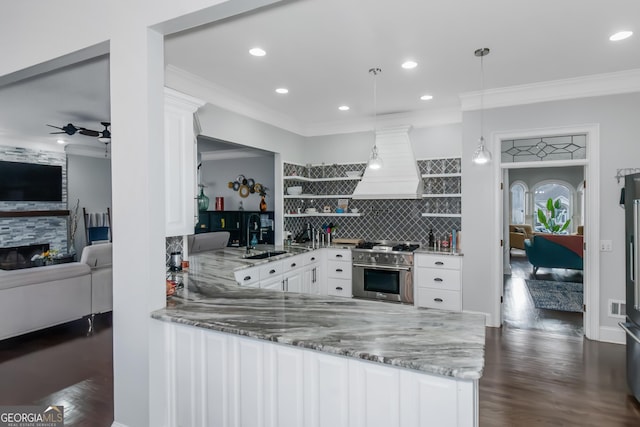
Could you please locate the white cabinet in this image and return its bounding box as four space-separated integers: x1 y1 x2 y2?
303 250 323 295
414 253 462 311
164 88 205 237
234 265 261 288
153 321 478 427
325 248 352 298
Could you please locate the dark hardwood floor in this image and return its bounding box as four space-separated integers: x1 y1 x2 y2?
0 314 113 427
0 301 638 426
504 249 584 337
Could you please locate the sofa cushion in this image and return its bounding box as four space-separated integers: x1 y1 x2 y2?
0 262 90 290
80 242 112 268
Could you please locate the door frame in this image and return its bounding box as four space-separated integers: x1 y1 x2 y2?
492 124 600 340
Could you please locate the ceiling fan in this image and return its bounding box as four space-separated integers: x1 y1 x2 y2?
47 121 111 143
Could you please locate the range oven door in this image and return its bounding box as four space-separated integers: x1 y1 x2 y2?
352 263 413 303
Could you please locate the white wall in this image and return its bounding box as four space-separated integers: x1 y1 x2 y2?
462 92 640 330
67 154 112 254
303 123 462 164
201 156 275 211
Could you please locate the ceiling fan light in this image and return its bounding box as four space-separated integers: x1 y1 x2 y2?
98 137 111 143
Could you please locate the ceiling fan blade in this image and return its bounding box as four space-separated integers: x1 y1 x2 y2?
49 131 67 134
78 128 100 137
47 123 78 135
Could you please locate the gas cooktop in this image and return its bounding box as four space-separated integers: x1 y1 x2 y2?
354 241 420 253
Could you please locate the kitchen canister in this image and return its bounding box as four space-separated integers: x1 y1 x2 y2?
215 197 224 211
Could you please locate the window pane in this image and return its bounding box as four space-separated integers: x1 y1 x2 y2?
534 183 571 232
502 134 586 163
511 184 525 224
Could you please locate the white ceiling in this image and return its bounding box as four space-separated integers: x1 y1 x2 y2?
0 0 638 150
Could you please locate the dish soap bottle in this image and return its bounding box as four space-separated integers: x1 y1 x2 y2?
250 234 258 247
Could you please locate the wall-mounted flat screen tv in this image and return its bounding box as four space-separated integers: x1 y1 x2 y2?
0 160 63 202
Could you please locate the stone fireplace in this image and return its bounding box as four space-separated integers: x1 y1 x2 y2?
0 243 50 270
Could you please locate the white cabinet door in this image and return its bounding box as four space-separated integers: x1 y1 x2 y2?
284 270 303 293
164 88 205 237
262 277 284 292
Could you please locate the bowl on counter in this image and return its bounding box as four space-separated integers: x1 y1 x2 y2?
345 171 362 178
287 186 303 195
350 208 359 213
305 207 317 213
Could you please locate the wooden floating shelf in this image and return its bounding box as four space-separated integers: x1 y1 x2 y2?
284 213 362 218
284 176 361 182
421 173 462 178
421 193 461 198
284 194 353 199
0 210 70 218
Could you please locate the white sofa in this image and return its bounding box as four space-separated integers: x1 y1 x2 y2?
0 243 112 340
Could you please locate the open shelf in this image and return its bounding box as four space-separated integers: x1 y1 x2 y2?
284 213 362 218
421 213 462 218
284 176 361 182
284 194 353 199
421 193 461 198
421 173 462 178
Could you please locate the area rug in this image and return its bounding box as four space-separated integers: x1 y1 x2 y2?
524 280 583 313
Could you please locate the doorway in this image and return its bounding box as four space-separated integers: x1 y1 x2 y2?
492 124 600 340
503 166 585 337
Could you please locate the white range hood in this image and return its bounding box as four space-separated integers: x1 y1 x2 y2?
352 126 423 200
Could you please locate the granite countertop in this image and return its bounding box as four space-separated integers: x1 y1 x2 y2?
415 247 464 256
155 246 484 380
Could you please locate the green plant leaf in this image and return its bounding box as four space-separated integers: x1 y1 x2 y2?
560 219 571 232
547 198 554 211
537 209 548 229
554 199 562 210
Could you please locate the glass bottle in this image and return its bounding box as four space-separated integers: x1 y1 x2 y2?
198 187 209 211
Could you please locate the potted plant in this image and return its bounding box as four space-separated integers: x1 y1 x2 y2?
537 197 571 233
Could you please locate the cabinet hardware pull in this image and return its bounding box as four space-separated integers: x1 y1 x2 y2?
336 286 343 290
434 278 443 282
269 269 276 274
244 276 251 281
336 254 343 258
291 263 296 267
311 257 316 261
435 261 444 265
434 298 443 302
336 268 343 272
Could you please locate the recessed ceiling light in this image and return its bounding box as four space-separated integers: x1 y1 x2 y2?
609 31 633 41
402 61 418 69
249 47 266 56
338 105 350 111
275 88 289 94
420 94 433 101
56 139 66 144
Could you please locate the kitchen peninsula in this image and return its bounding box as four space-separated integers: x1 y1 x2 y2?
151 247 485 427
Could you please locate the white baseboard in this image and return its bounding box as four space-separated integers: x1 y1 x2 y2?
463 310 493 327
112 422 129 427
599 325 625 345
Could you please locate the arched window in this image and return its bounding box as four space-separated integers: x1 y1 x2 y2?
510 182 527 224
533 181 574 233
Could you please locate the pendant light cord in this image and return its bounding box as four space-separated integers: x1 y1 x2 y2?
480 53 485 142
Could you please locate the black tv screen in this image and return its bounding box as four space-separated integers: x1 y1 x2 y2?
0 160 63 202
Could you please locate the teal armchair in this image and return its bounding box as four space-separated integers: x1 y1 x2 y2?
524 234 583 276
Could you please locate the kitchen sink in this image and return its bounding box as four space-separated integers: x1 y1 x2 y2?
243 250 287 260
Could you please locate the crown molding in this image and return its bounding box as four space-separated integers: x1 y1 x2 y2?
460 68 640 111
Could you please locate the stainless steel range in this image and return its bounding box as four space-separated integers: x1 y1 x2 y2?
352 241 419 304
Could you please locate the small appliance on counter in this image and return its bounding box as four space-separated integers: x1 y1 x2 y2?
169 251 182 272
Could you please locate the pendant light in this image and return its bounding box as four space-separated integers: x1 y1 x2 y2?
472 48 492 165
367 67 383 170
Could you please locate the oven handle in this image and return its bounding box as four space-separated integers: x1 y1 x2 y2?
353 263 412 271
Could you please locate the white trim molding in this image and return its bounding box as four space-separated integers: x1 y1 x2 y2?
493 124 601 341
461 68 640 111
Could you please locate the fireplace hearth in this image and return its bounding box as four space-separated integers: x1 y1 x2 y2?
0 243 50 270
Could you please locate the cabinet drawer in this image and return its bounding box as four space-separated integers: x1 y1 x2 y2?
304 251 321 266
259 261 283 280
415 268 461 291
415 254 461 270
283 255 304 273
327 260 352 279
326 248 351 261
326 278 352 298
234 266 260 287
416 288 461 311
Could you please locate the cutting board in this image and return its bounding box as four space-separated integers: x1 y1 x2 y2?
332 238 364 245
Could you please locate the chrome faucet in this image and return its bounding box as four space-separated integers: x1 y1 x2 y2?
246 213 261 253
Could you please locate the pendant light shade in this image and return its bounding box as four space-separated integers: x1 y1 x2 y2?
367 67 383 170
472 47 492 165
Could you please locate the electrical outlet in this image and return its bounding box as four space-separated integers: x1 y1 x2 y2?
600 240 613 252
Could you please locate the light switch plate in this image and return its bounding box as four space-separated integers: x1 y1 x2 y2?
600 240 613 252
